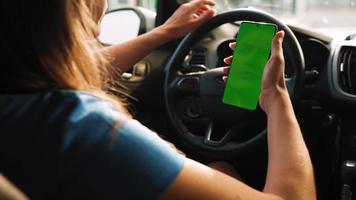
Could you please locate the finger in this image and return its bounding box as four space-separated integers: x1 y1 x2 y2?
189 0 216 7
223 76 228 83
229 42 236 50
189 0 216 23
193 8 216 23
203 0 216 7
197 4 210 14
197 8 208 16
192 13 200 20
198 4 210 11
223 67 230 74
271 31 284 57
223 56 233 65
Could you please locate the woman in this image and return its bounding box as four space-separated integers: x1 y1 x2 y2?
0 0 316 199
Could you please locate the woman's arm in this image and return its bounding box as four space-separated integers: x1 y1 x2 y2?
260 31 316 200
103 0 216 73
0 174 28 200
159 31 316 200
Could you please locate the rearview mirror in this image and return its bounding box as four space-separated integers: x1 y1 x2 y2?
98 9 144 46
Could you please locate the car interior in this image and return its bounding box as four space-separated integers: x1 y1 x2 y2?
99 0 356 199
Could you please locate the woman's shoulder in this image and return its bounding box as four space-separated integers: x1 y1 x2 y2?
0 90 128 145
45 90 130 148
1 89 123 114
0 89 112 111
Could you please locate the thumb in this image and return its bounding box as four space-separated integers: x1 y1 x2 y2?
271 31 285 58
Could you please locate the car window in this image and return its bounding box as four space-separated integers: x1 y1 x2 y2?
108 0 157 11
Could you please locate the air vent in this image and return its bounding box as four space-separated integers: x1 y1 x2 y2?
337 46 356 95
189 48 206 65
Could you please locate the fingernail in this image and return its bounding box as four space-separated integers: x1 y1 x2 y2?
212 9 217 15
223 76 227 82
279 31 285 39
229 43 234 48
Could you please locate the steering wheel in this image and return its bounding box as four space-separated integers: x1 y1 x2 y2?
164 8 304 160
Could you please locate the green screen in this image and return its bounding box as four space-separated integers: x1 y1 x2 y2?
223 22 276 110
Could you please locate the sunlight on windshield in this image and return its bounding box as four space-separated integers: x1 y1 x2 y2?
216 0 356 29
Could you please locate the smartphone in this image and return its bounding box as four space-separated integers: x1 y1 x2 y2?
223 21 277 110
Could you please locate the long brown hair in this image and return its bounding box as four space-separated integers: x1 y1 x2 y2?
0 0 130 116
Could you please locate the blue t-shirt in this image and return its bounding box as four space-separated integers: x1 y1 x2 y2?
0 90 184 200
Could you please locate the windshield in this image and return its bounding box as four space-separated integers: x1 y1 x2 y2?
108 0 156 11
216 0 356 29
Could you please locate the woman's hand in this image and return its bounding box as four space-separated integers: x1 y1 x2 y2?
259 31 287 113
105 0 215 73
223 31 287 113
158 0 216 40
216 32 315 200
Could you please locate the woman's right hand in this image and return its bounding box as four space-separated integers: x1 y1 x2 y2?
259 31 288 113
223 31 288 113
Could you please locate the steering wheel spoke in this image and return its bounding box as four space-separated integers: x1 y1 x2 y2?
203 121 233 147
169 72 204 94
